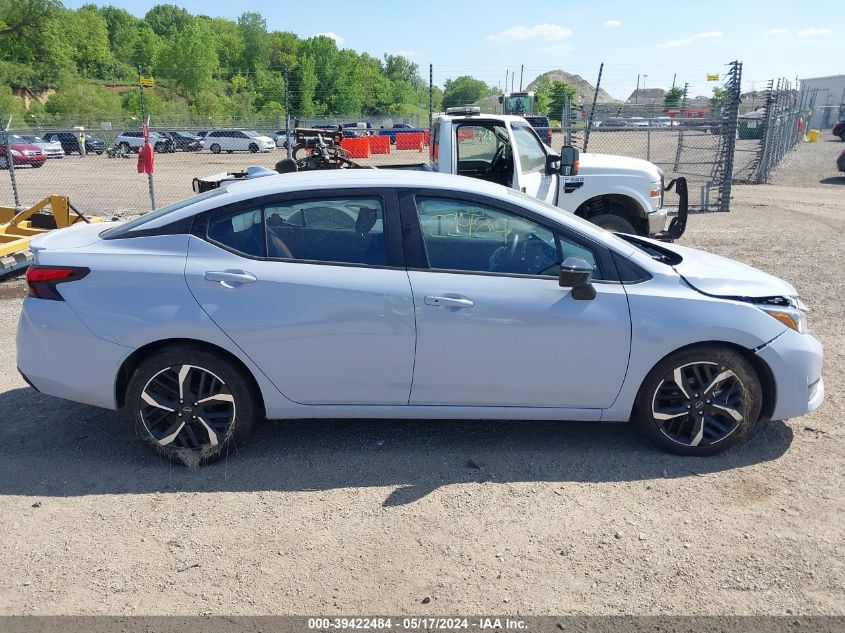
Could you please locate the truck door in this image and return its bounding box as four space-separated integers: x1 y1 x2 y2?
510 122 557 205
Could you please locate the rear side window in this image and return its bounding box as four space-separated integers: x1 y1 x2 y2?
265 198 386 266
208 208 265 257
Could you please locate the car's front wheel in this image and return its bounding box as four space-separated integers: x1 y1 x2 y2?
634 345 763 456
210 143 221 154
248 143 259 153
125 345 261 465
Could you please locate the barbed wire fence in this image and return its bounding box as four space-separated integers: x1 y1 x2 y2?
1 60 816 219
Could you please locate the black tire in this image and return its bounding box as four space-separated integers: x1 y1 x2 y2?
590 213 637 234
248 143 259 153
226 150 233 154
633 345 763 456
95 151 104 155
839 133 845 142
210 143 221 154
125 344 262 466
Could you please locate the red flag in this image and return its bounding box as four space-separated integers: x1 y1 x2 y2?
137 142 154 174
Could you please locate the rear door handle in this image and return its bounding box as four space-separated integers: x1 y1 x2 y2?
424 295 474 309
204 270 257 287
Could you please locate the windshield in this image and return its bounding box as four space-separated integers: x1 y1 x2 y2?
99 188 226 239
505 95 534 115
245 130 261 137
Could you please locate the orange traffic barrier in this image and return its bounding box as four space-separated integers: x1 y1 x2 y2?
368 135 391 154
457 128 476 141
395 132 424 151
341 137 371 158
423 130 430 146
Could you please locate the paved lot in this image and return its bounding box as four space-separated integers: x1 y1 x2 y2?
0 138 842 616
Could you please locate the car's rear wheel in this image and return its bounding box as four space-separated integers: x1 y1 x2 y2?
125 345 261 465
210 143 221 154
634 345 763 456
249 143 259 153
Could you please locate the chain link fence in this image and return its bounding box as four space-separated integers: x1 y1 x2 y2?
0 60 814 219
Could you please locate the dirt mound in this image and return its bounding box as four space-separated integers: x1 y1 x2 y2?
526 70 621 106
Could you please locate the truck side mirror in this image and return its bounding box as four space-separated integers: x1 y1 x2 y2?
559 146 579 176
559 256 596 300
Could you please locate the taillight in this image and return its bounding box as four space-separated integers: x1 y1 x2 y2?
26 265 89 300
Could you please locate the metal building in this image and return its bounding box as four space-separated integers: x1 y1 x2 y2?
799 74 845 131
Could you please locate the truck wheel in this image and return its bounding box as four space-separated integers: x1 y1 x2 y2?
590 213 636 234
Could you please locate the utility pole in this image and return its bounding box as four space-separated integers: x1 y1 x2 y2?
672 73 676 90
519 64 524 91
635 74 640 104
429 64 433 126
284 68 291 159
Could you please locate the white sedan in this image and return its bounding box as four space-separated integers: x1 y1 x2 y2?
16 170 823 464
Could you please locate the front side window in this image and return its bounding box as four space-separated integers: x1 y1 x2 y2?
265 197 386 266
511 123 547 173
415 196 559 276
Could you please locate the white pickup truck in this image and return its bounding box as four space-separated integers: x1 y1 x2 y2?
426 108 687 239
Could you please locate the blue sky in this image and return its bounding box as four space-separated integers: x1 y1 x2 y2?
67 0 842 99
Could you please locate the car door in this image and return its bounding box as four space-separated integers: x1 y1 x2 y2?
511 122 557 204
184 189 417 406
403 191 631 409
231 131 247 151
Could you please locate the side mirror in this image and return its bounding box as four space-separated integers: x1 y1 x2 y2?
559 146 580 176
545 153 561 175
559 256 596 300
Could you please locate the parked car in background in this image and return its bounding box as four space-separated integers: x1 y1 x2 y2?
837 148 845 172
833 119 845 141
0 141 46 168
379 123 427 143
9 134 64 158
342 122 373 138
115 131 175 153
165 131 202 152
43 131 106 155
270 130 292 148
524 115 553 144
16 170 823 464
203 130 275 153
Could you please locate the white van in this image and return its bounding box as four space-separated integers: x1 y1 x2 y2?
203 130 275 153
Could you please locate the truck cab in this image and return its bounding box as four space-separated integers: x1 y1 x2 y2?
430 108 684 238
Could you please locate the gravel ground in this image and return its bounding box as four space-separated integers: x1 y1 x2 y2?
0 138 842 616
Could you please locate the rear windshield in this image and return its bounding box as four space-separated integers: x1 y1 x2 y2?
100 188 226 238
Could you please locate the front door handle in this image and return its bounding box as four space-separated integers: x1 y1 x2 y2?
424 295 474 309
204 270 257 287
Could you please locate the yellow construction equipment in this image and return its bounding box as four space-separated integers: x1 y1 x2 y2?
0 196 102 275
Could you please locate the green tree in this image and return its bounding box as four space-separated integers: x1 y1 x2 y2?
64 7 116 79
442 75 490 108
237 12 268 75
158 19 218 94
383 54 424 92
268 31 299 71
710 86 728 111
133 23 160 71
532 75 553 114
209 17 243 78
97 6 140 66
44 83 122 119
293 53 318 116
548 80 577 118
144 4 192 39
663 86 684 110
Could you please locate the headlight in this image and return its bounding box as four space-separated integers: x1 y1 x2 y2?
10 149 22 156
758 296 808 333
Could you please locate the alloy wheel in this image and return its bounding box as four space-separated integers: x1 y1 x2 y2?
140 364 236 450
651 361 745 447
